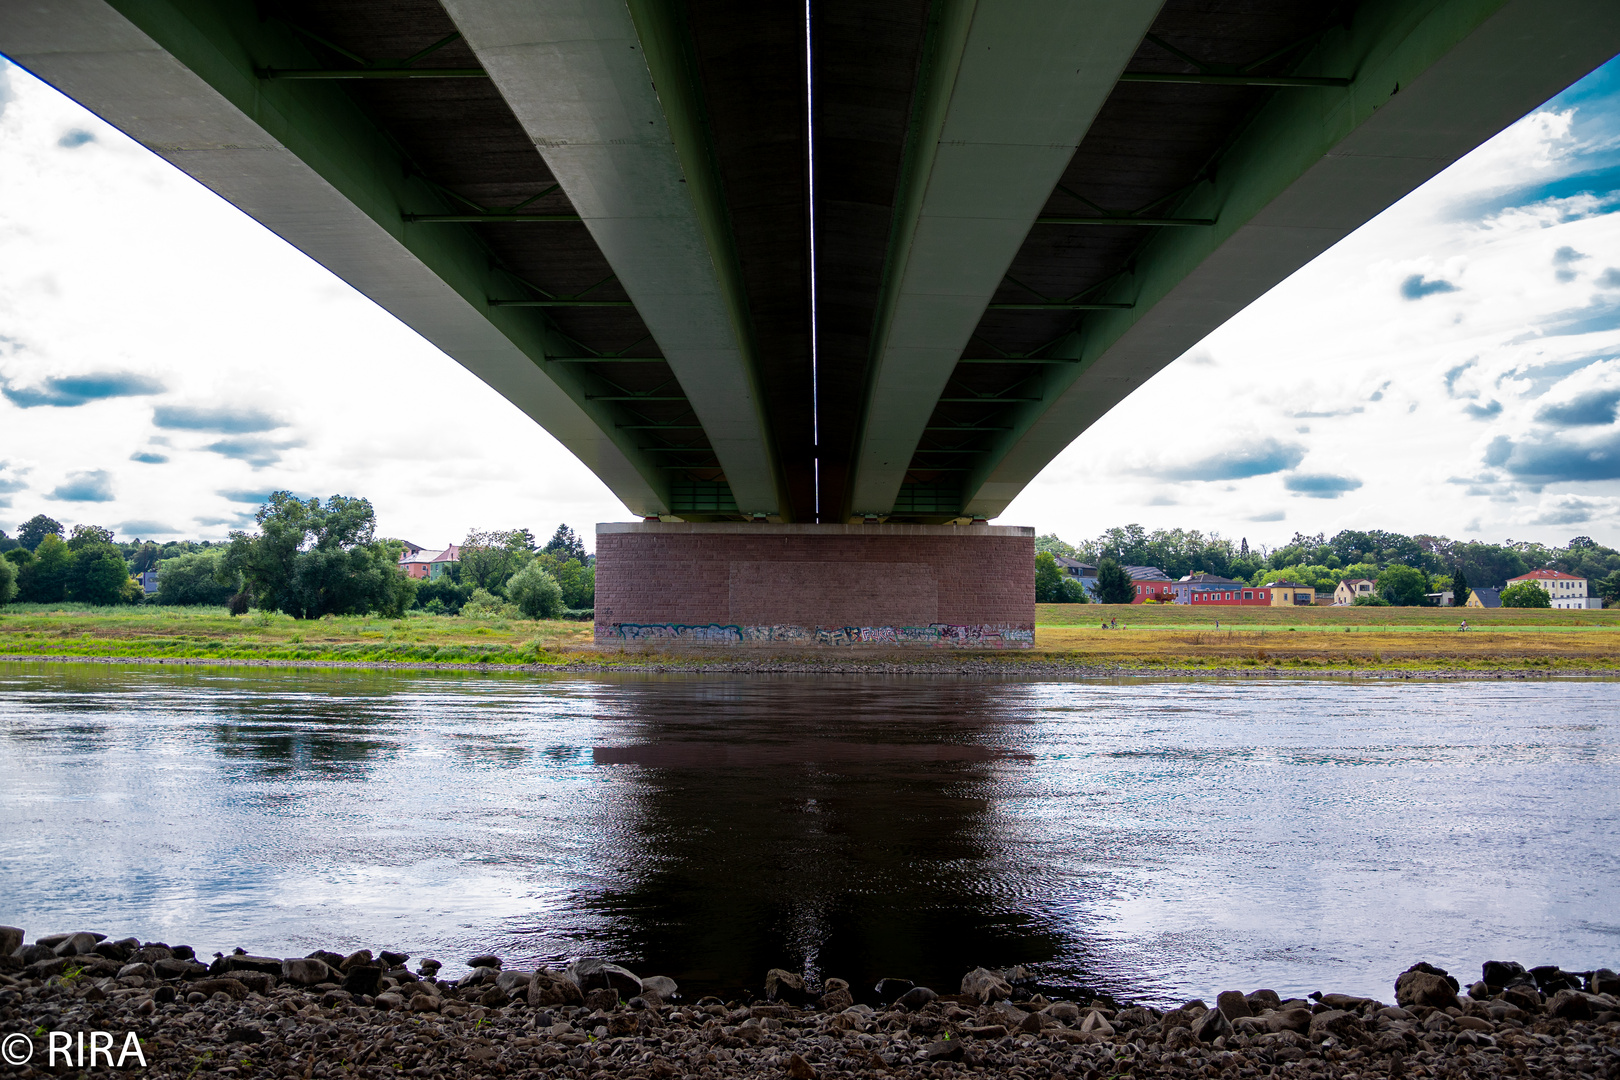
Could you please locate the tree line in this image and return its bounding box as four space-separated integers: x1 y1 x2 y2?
0 498 596 619
1032 524 1620 607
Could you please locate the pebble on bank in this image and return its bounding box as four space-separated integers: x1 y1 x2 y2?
2 926 1618 1079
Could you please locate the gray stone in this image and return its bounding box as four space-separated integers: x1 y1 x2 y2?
281 958 331 986
874 978 914 1000
960 967 1013 1003
764 968 808 1004
495 969 533 995
1194 1005 1233 1042
53 932 102 957
118 962 154 980
467 954 501 970
339 949 373 972
342 964 382 997
1216 990 1252 1019
1395 970 1459 1010
1080 1010 1114 1037
1267 1008 1313 1034
1308 1009 1363 1044
378 951 408 967
528 969 584 1008
223 954 283 976
896 986 937 1011
1041 1001 1080 1023
34 933 72 949
641 975 678 1001
1546 989 1594 1021
0 927 23 955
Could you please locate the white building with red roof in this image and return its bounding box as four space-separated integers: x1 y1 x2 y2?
1506 569 1601 609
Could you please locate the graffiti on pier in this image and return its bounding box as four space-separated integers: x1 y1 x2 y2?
608 623 1033 648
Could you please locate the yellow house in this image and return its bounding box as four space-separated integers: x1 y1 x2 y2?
1333 578 1375 605
1264 581 1315 606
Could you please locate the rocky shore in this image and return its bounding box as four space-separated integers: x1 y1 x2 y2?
0 652 1601 679
3 927 1618 1079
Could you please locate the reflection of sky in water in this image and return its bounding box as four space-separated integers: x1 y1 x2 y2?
0 663 1616 1006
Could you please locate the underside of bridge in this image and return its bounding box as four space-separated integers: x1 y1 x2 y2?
4 0 1619 640
5 0 1618 525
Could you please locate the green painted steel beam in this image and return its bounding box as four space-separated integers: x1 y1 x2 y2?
1035 216 1215 227
1118 72 1348 87
986 302 1133 311
489 300 635 308
962 0 1620 519
846 0 1166 518
958 357 1078 365
0 0 675 517
441 0 787 519
258 67 486 79
405 213 581 223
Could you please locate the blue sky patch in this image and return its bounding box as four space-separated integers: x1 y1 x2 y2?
2 371 164 408
1156 439 1305 482
49 469 114 502
153 405 284 433
1284 473 1364 498
1401 274 1459 300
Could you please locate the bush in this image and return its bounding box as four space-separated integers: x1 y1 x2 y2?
0 555 15 606
1500 581 1551 608
157 552 237 606
1351 594 1390 606
506 561 565 619
461 587 520 619
228 590 252 616
414 577 473 615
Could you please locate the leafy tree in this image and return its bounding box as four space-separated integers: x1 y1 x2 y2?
1095 558 1135 604
535 553 595 609
459 529 529 593
509 527 537 552
130 542 163 575
4 547 32 570
67 524 115 550
1376 564 1431 606
1451 565 1471 607
0 529 17 554
543 524 589 564
1597 569 1620 607
17 533 71 602
1500 581 1551 608
507 560 565 619
156 552 236 606
0 554 16 606
67 541 133 605
1035 551 1063 603
222 492 415 618
1034 533 1078 558
18 514 63 551
1351 594 1389 606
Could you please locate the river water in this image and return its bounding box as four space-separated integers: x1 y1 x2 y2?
1 662 1616 1005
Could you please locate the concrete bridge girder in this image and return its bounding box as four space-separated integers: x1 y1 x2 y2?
440 0 786 518
960 0 1620 518
0 0 673 517
847 0 1166 519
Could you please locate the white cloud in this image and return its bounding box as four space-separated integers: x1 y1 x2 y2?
0 58 623 545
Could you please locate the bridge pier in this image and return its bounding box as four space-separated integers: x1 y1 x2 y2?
594 523 1034 648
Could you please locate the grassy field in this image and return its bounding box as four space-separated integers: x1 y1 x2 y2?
1032 602 1620 670
0 601 1616 672
0 604 594 665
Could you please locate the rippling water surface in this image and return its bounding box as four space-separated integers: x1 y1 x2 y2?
1 662 1616 1004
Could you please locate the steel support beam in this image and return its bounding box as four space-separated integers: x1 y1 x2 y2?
845 0 1165 518
962 0 1620 518
0 0 672 516
439 0 786 519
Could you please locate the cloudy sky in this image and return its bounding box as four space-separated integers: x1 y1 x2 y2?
2 54 1620 552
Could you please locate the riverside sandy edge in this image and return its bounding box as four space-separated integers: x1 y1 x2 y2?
0 652 1614 678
